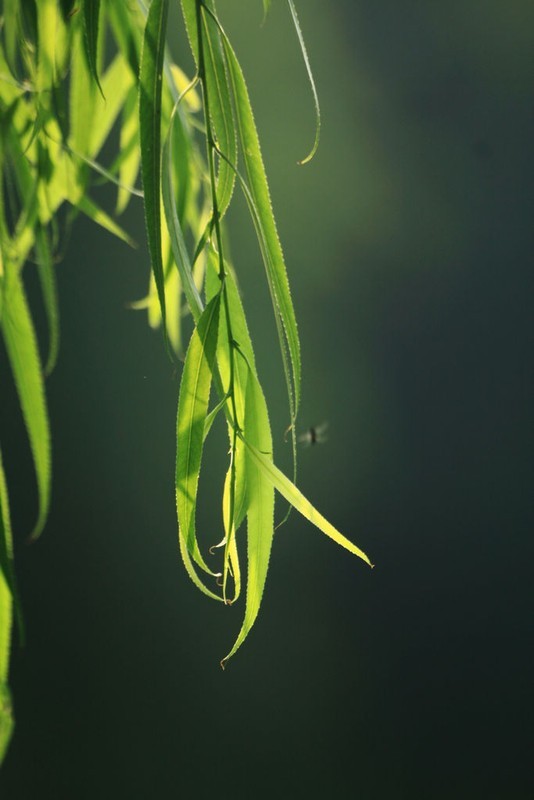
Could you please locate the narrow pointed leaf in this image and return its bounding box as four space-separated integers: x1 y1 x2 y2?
242 437 374 568
139 0 170 342
0 450 16 684
34 225 59 376
0 683 14 767
82 0 104 98
222 367 274 668
75 195 135 246
89 55 134 159
176 293 221 578
209 9 301 416
181 1 237 217
1 268 51 541
69 26 98 160
106 1 143 79
162 111 204 322
116 86 141 214
287 0 321 165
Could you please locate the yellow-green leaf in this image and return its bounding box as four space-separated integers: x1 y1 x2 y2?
0 266 51 541
241 436 374 568
176 293 222 586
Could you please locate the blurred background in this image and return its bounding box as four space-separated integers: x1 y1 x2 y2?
1 1 533 797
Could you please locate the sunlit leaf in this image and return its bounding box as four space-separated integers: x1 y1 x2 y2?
176 293 222 583
69 25 98 161
36 0 68 92
89 55 134 159
0 683 14 767
222 365 274 668
116 86 141 214
33 225 59 376
162 109 204 322
0 450 15 685
75 195 135 246
139 0 170 344
242 436 374 568
287 0 321 165
198 5 300 511
0 266 51 541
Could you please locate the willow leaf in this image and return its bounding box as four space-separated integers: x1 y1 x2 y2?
203 391 230 441
82 0 104 98
36 0 66 92
0 450 16 684
287 0 321 165
242 437 374 568
162 110 203 322
208 9 301 418
222 366 274 668
106 1 143 79
200 3 237 218
69 26 98 161
1 268 50 541
89 55 134 159
139 0 169 341
75 195 135 246
0 683 14 767
176 293 221 578
221 452 245 604
116 86 141 215
181 0 237 218
2 0 21 81
34 225 59 376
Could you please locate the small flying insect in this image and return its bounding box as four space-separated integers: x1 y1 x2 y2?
298 421 329 447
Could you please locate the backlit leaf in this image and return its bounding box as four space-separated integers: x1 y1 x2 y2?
242 436 374 568
139 0 170 344
176 293 222 585
0 266 51 541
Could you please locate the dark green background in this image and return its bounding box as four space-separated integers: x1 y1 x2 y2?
1 1 533 797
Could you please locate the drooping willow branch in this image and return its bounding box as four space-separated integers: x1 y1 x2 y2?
0 0 372 764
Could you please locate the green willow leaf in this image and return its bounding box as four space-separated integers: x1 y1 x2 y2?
207 7 301 418
89 55 134 160
36 0 68 92
241 436 374 568
69 25 98 161
34 225 59 376
107 1 143 80
221 366 274 668
139 0 170 343
82 0 104 98
116 86 141 214
207 256 276 664
181 1 236 218
2 0 23 81
0 449 15 685
0 267 51 541
200 4 237 218
162 109 204 323
75 195 135 247
0 683 14 767
221 454 245 604
176 293 222 582
287 0 321 165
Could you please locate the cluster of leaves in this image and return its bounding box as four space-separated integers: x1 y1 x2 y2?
0 0 372 765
